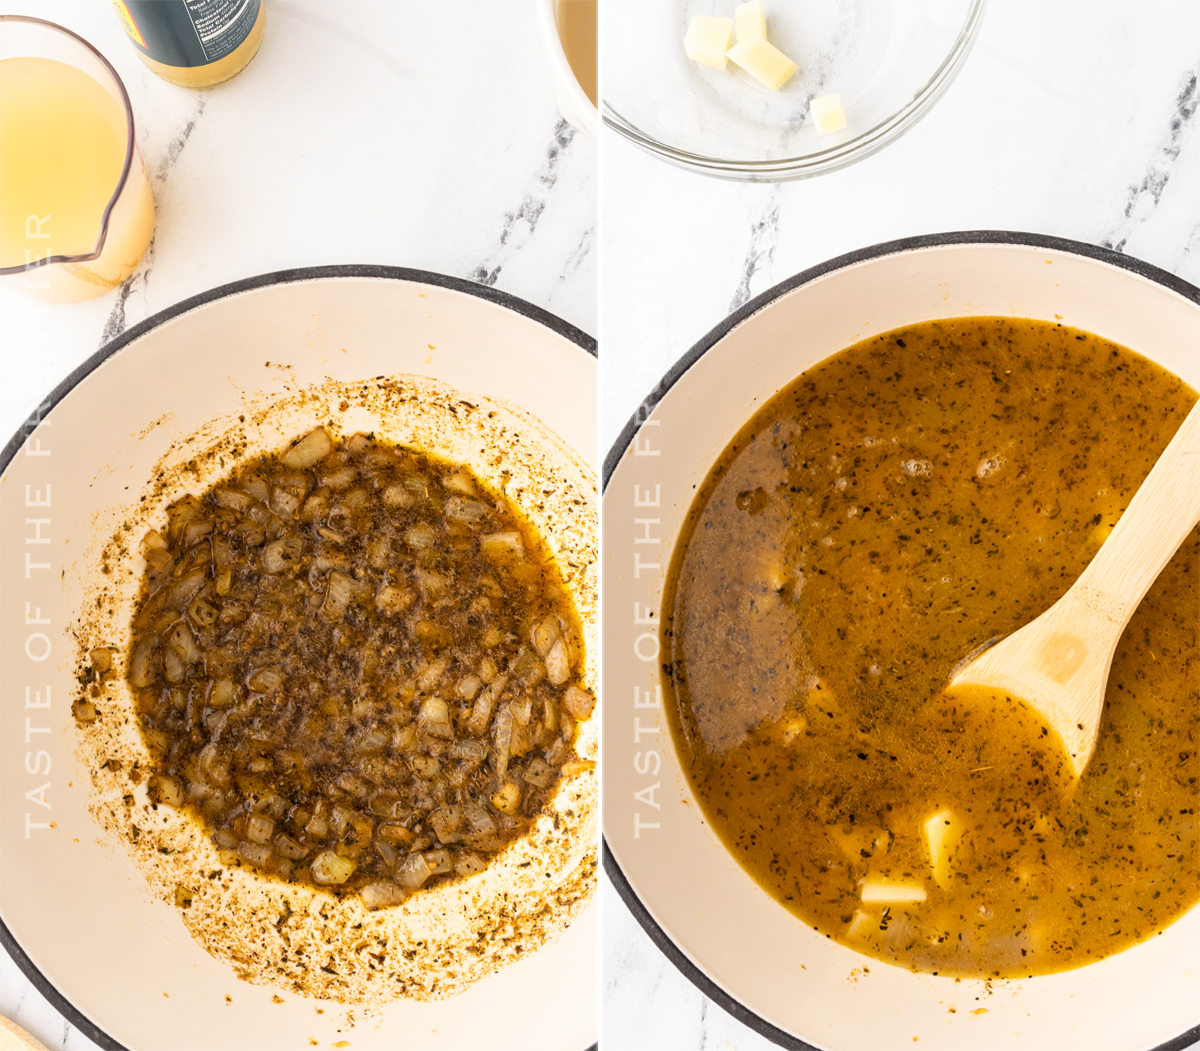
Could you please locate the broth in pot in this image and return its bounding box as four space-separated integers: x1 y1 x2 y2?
662 317 1199 978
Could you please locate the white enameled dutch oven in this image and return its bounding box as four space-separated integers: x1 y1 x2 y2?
0 266 598 1051
603 233 1199 1051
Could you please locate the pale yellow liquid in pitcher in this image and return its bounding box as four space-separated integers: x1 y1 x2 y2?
0 57 154 301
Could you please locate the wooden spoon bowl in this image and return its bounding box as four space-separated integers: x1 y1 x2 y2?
950 398 1200 776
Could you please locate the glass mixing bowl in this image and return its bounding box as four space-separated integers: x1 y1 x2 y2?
603 0 987 180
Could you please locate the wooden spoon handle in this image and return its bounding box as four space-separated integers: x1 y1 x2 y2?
0 1016 51 1051
1073 398 1200 629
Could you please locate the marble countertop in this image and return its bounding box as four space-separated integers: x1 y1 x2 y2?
0 2 594 1049
600 1 1199 1049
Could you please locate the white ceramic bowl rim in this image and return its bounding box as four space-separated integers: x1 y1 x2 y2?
602 230 1200 1051
0 263 597 1051
535 0 598 140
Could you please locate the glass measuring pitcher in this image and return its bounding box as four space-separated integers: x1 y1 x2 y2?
0 16 155 303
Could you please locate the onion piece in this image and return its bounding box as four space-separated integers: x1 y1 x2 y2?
168 621 202 665
562 684 595 720
425 848 453 875
72 699 99 723
444 496 487 524
280 427 334 470
323 570 353 617
378 824 415 844
182 519 213 546
142 528 169 552
355 729 389 753
430 805 462 842
374 839 398 868
245 813 275 845
213 488 254 512
247 666 283 692
396 852 432 890
467 674 509 736
464 803 496 834
166 569 207 611
310 850 355 885
163 647 186 684
381 484 412 509
360 879 407 910
404 524 436 551
305 812 330 838
151 774 184 807
523 757 553 788
455 853 487 877
411 755 441 779
442 470 477 495
241 476 270 504
418 657 451 692
238 840 272 866
492 704 513 780
318 466 357 490
209 678 238 707
450 738 488 763
560 759 596 776
531 617 561 658
480 532 524 560
544 638 570 685
417 697 453 738
274 833 307 860
375 583 414 614
188 598 219 627
270 487 301 518
263 535 304 573
490 781 521 815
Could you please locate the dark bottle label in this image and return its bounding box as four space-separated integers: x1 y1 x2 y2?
111 0 261 68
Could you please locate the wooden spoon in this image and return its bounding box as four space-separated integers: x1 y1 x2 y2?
0 1016 51 1051
950 398 1200 778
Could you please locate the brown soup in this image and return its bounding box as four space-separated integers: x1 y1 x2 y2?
662 318 1199 977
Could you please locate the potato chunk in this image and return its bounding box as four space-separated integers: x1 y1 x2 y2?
923 809 965 889
860 873 927 905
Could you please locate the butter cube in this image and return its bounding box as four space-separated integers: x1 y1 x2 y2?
923 808 965 888
726 35 799 91
684 16 734 72
810 92 847 135
860 873 927 905
734 1 767 42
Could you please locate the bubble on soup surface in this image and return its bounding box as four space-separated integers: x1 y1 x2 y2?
976 455 1006 479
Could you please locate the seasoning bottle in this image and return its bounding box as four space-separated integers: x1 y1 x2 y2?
109 1 265 88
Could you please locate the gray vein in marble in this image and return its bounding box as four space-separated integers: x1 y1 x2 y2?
98 90 208 347
1102 68 1198 253
1184 217 1200 260
468 119 576 287
98 270 138 346
560 224 595 283
155 92 208 182
728 187 782 313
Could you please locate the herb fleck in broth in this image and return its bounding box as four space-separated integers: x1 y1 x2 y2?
662 318 1199 978
126 428 594 907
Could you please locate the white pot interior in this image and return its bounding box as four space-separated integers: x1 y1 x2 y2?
603 240 1199 1051
0 272 598 1051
